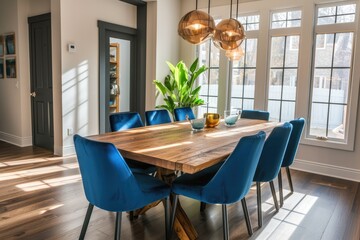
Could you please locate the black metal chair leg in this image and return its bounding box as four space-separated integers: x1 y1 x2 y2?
286 167 294 193
200 202 207 212
256 182 262 228
278 171 284 207
164 197 171 240
269 181 279 212
115 212 122 240
79 203 94 240
241 198 253 236
222 204 229 240
170 195 179 233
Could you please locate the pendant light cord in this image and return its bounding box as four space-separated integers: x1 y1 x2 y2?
196 0 198 10
236 0 239 18
208 0 211 14
230 0 233 18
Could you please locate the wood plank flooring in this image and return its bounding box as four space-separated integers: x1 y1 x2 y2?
0 141 359 240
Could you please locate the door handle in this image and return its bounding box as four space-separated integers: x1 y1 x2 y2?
30 92 37 97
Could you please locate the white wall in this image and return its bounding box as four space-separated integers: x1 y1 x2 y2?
59 0 137 155
153 0 181 107
0 0 50 146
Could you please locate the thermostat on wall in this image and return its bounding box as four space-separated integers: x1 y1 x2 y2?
68 43 76 53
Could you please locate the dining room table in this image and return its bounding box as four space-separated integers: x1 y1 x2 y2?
88 118 280 239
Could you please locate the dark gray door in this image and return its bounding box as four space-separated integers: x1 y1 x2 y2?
28 13 54 150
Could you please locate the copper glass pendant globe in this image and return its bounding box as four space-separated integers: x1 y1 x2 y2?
213 18 245 50
178 10 215 45
226 45 244 61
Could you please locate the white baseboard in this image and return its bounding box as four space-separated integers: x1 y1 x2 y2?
0 132 32 147
292 158 360 182
63 145 75 156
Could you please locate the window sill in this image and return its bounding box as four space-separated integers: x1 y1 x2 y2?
301 137 354 151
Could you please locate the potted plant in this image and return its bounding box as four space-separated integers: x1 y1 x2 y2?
153 58 208 120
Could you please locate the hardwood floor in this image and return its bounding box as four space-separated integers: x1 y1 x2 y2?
0 141 359 240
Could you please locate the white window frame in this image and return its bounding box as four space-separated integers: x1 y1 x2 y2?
266 8 302 122
301 1 360 151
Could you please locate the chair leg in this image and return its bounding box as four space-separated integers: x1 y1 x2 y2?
222 204 229 240
286 167 294 193
170 195 179 233
114 212 122 240
200 202 207 212
256 182 262 228
269 181 279 212
79 203 94 240
164 197 171 240
241 198 253 236
278 171 284 207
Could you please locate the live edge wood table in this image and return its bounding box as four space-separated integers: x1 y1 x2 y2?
89 119 279 240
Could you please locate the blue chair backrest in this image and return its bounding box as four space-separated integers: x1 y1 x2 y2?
253 122 293 182
202 131 266 204
282 118 305 167
174 107 195 121
145 109 172 126
241 110 270 121
73 134 144 212
109 112 144 132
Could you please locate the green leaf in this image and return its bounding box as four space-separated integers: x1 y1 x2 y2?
189 58 199 73
153 80 167 96
166 61 176 74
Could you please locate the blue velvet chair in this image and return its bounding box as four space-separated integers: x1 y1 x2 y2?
171 131 266 239
241 110 270 121
109 112 144 132
173 107 195 121
145 109 172 126
109 112 156 175
278 118 305 207
253 122 292 228
73 135 171 240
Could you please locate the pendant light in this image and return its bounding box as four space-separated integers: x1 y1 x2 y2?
178 0 215 45
225 0 245 60
213 0 245 51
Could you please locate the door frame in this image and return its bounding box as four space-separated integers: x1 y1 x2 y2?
98 19 146 133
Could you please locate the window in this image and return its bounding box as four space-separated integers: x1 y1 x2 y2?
198 40 220 117
309 21 354 140
238 15 260 31
317 3 356 25
193 2 359 150
268 36 300 121
230 39 258 111
272 10 302 29
268 10 301 121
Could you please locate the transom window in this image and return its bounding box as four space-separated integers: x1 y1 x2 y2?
238 15 260 31
317 3 356 25
271 10 302 29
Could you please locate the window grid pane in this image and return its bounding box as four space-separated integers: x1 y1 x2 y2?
231 39 257 110
310 32 354 140
268 35 299 121
271 10 302 29
238 15 260 31
317 4 356 25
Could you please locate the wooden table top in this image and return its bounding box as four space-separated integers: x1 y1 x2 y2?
89 119 280 174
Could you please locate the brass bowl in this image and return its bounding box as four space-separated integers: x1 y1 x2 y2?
204 113 221 128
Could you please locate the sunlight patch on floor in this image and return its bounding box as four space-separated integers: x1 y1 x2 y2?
16 174 81 191
0 163 79 181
